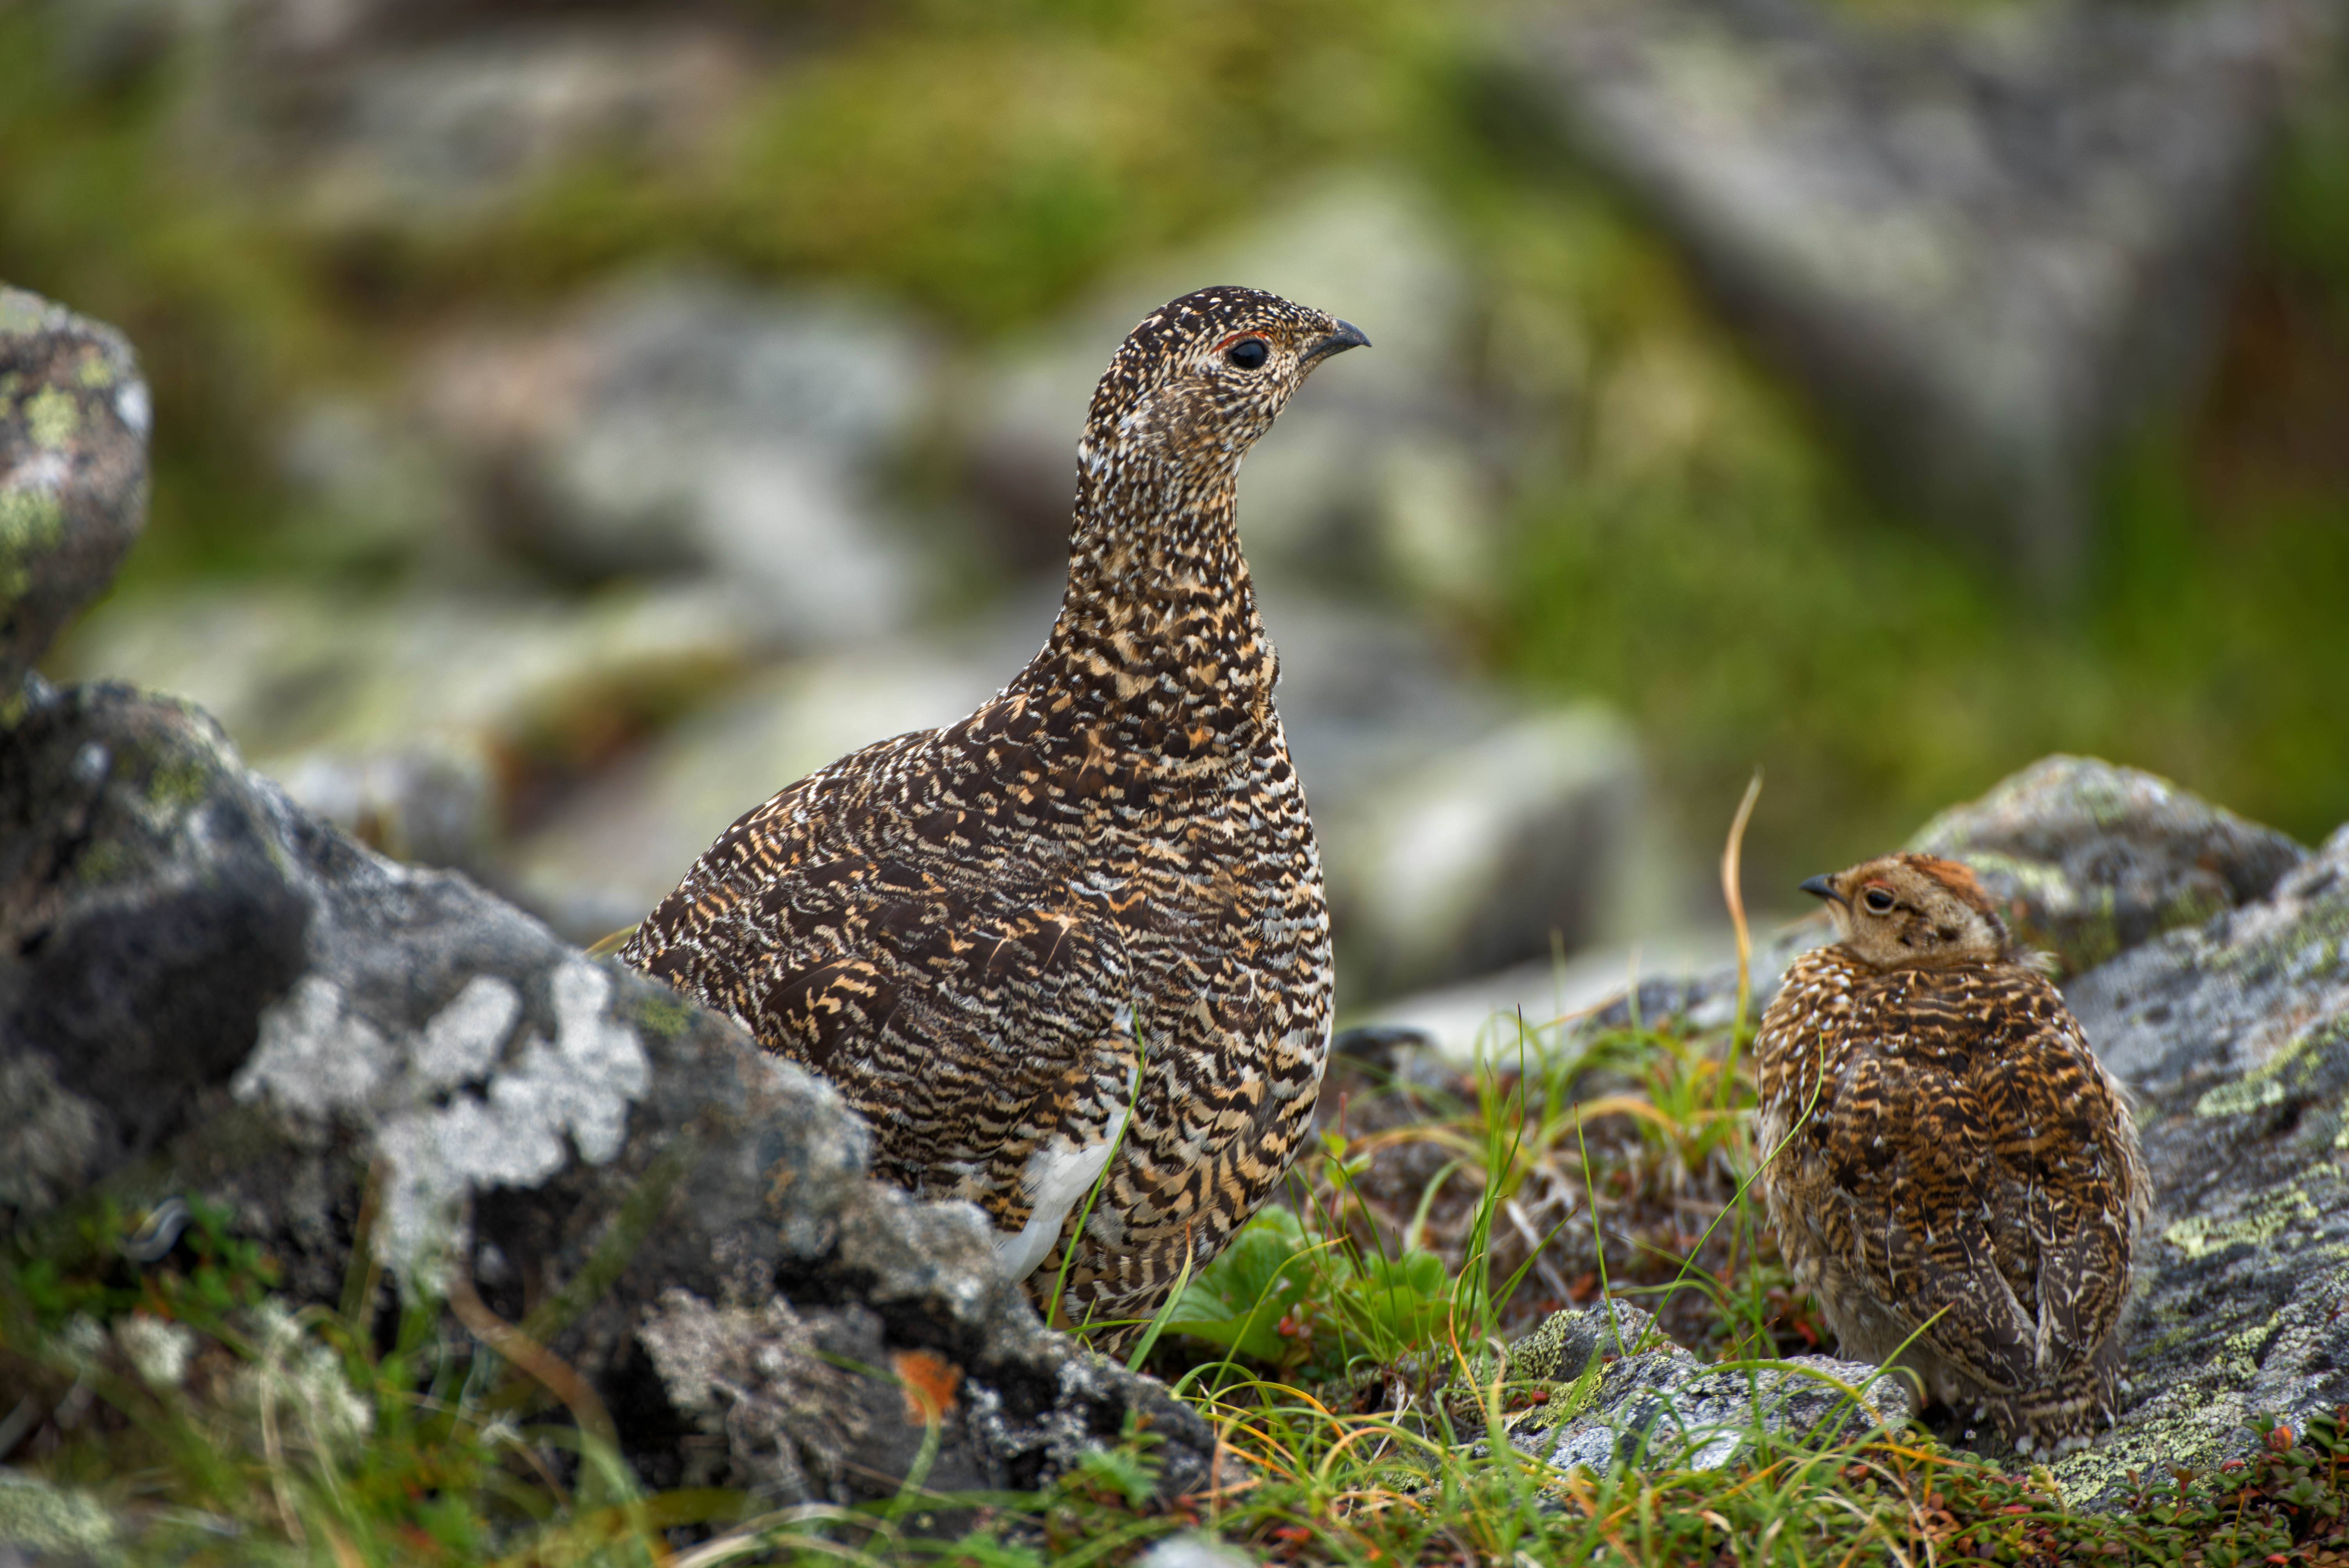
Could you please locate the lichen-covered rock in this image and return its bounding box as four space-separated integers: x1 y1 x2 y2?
1912 754 2306 976
0 679 1215 1505
2047 825 2349 1508
1451 1300 1913 1475
0 287 149 694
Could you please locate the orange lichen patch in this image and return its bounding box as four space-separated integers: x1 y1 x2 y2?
894 1349 962 1424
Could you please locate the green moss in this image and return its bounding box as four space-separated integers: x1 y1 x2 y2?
144 751 215 813
74 836 131 887
0 483 65 554
627 985 699 1043
2206 893 2349 986
2046 1400 2234 1509
24 384 77 449
0 484 65 603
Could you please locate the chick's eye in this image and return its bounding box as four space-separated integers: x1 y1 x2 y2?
1862 888 1895 914
1226 337 1269 371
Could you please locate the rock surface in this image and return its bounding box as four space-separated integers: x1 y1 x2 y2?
1911 752 2307 976
2052 825 2349 1507
0 678 1217 1506
0 287 148 694
53 579 765 872
1455 1300 1913 1476
1507 0 2329 588
1319 706 1649 996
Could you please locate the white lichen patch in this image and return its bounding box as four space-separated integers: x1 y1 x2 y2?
542 959 651 1160
113 379 150 437
413 974 522 1088
228 1300 373 1460
375 961 649 1277
114 1313 198 1389
233 976 391 1118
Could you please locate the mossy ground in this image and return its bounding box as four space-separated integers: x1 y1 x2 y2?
5 997 2347 1564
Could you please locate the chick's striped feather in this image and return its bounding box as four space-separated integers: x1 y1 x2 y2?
1755 853 2149 1456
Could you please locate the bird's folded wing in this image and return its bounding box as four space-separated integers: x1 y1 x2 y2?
1825 1052 2044 1394
626 722 1137 1217
1980 1002 2142 1373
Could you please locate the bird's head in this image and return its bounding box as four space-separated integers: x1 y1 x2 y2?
1080 286 1369 479
1798 853 2014 970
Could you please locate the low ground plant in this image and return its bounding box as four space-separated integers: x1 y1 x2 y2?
5 1002 2346 1563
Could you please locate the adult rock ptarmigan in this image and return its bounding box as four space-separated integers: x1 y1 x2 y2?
622 287 1367 1334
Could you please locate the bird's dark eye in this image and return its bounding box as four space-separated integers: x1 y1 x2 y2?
1226 337 1269 371
1862 887 1895 914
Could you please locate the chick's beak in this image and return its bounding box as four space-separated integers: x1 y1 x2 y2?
1302 320 1371 364
1799 874 1846 908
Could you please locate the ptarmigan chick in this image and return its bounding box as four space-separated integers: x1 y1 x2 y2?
1754 853 2149 1457
621 288 1367 1334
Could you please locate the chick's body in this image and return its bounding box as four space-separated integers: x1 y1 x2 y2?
621 288 1366 1331
1754 854 2149 1457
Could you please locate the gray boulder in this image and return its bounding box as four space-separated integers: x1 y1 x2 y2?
54 579 766 875
1506 0 2328 590
175 10 759 230
1319 706 1650 998
0 678 1216 1506
2048 825 2349 1507
1264 595 1672 1003
1457 1300 1914 1476
0 287 148 695
419 275 936 649
1911 753 2306 975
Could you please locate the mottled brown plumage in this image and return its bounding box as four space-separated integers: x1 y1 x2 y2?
1754 853 2149 1457
620 287 1367 1332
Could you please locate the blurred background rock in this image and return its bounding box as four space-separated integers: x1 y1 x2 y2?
8 0 2345 1019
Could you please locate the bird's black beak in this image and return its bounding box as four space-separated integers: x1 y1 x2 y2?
1302 320 1371 364
1799 874 1846 909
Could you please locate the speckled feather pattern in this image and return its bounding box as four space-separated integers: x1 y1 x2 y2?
621 288 1353 1331
1754 856 2150 1456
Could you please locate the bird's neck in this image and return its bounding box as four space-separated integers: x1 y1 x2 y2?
1025 442 1275 739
